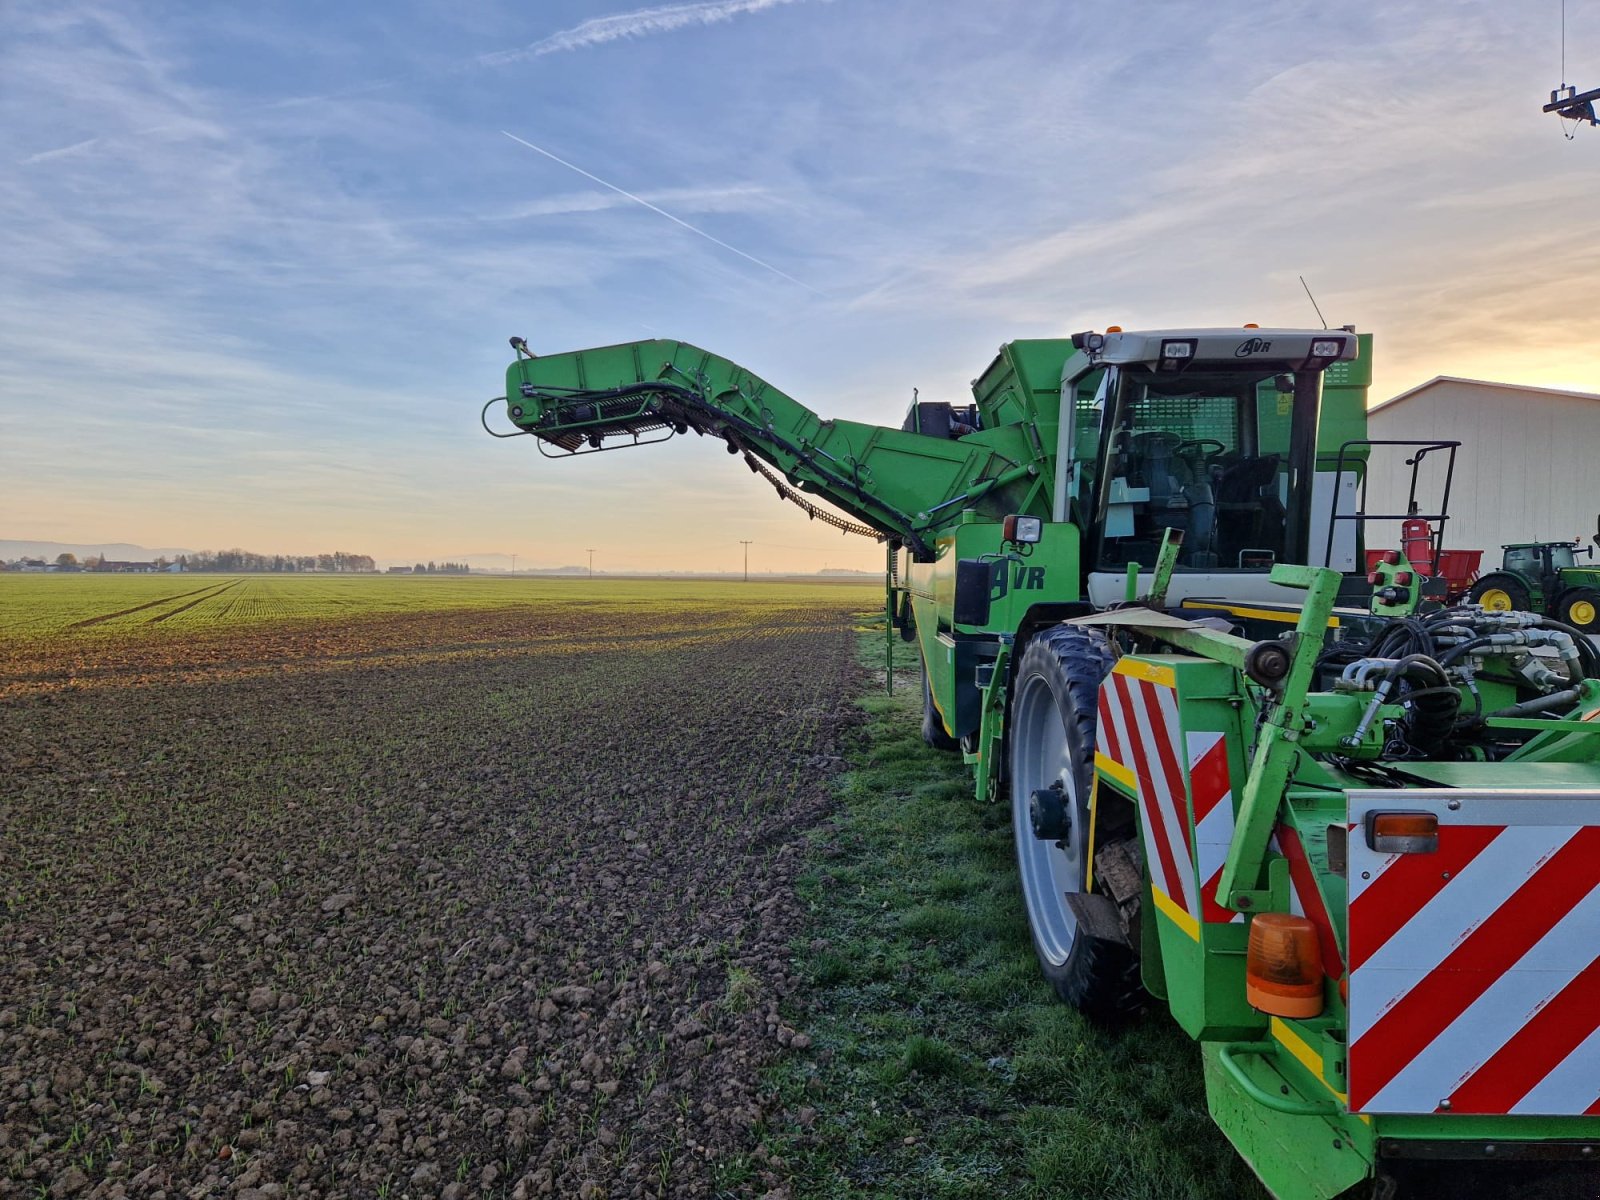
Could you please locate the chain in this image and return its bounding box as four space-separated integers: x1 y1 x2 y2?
743 453 885 541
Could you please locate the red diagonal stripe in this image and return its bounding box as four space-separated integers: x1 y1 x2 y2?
1144 688 1194 858
1347 824 1503 971
1112 675 1186 908
1277 824 1345 978
1445 951 1600 1114
1188 736 1230 824
1348 826 1600 1110
1199 867 1233 924
1096 689 1124 764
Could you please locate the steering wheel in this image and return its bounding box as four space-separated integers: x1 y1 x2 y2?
1175 439 1226 458
1131 430 1182 451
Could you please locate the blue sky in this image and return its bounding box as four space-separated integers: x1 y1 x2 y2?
4 0 1598 571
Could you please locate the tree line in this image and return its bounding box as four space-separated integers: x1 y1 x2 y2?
73 550 381 573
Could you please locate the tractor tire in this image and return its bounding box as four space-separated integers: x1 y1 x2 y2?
1469 572 1532 614
920 652 960 752
1008 624 1140 1021
1558 587 1600 633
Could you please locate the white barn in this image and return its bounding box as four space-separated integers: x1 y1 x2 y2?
1363 377 1600 562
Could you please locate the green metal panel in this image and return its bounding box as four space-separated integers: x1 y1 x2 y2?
969 338 1075 434
1394 761 1600 790
1317 331 1374 460
1203 1043 1373 1200
908 522 1081 741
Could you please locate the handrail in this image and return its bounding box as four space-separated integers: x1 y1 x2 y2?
1217 1041 1342 1116
1322 439 1461 571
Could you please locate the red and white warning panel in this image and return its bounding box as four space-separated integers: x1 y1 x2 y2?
1346 790 1600 1115
1098 668 1200 929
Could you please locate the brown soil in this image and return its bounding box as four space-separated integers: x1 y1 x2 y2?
0 598 867 1198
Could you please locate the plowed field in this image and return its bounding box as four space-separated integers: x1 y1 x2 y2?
0 576 878 1199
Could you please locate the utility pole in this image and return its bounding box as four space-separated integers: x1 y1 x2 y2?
739 540 753 582
586 548 595 578
510 554 516 576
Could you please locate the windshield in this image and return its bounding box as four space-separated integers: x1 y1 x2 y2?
1084 368 1301 571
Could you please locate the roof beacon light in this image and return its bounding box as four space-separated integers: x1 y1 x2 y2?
1246 912 1325 1019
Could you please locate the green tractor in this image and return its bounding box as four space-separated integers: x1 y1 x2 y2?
1469 526 1600 632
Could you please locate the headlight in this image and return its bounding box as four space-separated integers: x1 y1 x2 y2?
1310 338 1345 358
1003 515 1043 544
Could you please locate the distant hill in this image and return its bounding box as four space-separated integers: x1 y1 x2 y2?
1 539 195 563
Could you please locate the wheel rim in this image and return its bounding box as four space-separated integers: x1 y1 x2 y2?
1570 598 1597 627
1479 587 1514 611
1010 670 1087 967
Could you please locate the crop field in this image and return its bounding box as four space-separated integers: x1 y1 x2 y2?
0 575 878 1197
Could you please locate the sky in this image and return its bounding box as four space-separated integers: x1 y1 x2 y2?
4 0 1599 573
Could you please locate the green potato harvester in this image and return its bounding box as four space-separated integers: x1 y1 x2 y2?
492 327 1600 1198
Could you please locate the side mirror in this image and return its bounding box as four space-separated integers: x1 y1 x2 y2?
955 559 1004 626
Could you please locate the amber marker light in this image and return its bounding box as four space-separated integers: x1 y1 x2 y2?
1246 912 1325 1018
1365 811 1439 854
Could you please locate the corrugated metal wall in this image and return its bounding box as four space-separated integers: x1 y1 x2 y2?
1365 381 1600 560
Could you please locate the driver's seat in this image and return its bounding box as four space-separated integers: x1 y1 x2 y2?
1132 433 1218 567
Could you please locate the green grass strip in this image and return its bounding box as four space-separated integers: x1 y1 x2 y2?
722 621 1267 1199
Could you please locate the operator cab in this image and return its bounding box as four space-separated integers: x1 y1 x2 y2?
1505 542 1581 575
1060 328 1360 607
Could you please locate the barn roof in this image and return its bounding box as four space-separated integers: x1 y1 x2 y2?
1370 376 1600 416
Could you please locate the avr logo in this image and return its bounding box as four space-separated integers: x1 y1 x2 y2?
1011 564 1047 590
1234 337 1272 357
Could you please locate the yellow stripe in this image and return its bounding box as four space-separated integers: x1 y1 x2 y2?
1113 658 1177 688
1186 601 1341 629
1270 1016 1368 1122
1094 750 1136 792
1270 1017 1343 1100
1152 885 1201 942
1085 774 1100 893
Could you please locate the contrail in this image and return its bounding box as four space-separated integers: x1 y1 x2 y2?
482 0 813 65
501 130 820 294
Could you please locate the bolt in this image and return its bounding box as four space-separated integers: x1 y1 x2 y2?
1438 1099 1452 1111
1447 799 1461 811
1361 871 1371 880
1442 871 1452 880
1236 895 1254 910
1333 1139 1343 1150
1484 1144 1496 1156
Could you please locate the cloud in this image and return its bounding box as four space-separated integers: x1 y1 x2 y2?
481 0 816 65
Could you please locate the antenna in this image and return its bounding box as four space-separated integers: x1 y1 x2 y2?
1299 276 1329 330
